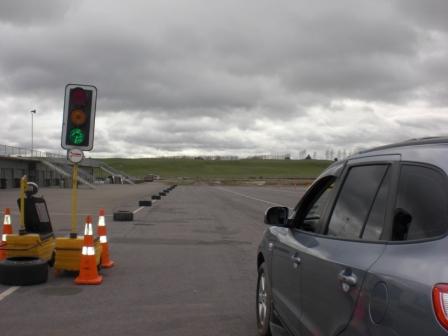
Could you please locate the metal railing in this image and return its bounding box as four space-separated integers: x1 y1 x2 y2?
0 144 65 159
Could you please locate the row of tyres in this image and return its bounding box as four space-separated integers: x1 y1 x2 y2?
113 185 177 221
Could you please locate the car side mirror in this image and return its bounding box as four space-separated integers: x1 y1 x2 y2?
264 206 289 226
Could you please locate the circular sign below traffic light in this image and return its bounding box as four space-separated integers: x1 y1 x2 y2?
70 109 87 126
69 128 85 145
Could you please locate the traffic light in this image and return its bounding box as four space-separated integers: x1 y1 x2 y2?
61 84 97 151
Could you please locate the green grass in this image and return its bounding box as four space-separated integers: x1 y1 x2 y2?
100 158 332 179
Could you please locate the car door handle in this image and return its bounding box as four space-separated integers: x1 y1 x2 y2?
290 254 301 266
337 270 357 286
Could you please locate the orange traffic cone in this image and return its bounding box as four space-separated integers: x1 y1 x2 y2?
75 216 103 285
97 208 114 268
2 208 12 242
0 208 12 260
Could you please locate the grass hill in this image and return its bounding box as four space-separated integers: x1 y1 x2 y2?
100 158 333 181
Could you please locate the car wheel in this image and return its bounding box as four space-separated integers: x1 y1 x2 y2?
257 262 272 336
0 257 48 286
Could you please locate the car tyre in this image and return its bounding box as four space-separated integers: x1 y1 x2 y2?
257 262 272 336
0 257 48 286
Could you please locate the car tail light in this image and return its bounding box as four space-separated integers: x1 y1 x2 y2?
433 284 448 330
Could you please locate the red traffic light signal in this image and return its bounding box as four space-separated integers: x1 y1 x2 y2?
61 84 97 151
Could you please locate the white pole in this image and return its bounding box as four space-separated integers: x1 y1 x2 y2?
30 110 36 156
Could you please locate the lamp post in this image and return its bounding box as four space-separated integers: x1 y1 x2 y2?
30 109 36 156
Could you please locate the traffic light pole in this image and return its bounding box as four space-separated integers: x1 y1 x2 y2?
70 163 79 238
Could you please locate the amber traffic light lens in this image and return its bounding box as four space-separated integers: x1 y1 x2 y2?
70 109 87 126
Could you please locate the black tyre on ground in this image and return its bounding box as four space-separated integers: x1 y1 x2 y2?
139 200 152 206
257 262 272 336
152 195 161 200
0 257 48 286
113 210 134 221
48 251 56 267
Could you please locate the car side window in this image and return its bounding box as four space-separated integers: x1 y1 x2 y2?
327 165 389 239
296 177 335 233
360 167 392 240
392 165 448 241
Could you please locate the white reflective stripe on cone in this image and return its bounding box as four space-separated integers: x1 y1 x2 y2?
82 246 95 256
4 216 11 225
84 223 93 236
98 217 106 226
100 236 107 243
1 234 7 242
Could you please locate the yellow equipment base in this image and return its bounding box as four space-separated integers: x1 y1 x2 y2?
3 234 55 261
54 237 102 271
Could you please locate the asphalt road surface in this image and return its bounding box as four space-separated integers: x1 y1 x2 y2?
0 183 306 336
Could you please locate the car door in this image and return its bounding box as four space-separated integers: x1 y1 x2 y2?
295 160 397 336
358 163 448 336
271 173 340 335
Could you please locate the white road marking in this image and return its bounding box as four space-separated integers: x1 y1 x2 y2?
255 187 305 195
217 187 286 207
0 286 19 302
132 207 145 214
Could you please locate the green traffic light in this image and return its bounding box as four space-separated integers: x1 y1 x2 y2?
69 128 85 145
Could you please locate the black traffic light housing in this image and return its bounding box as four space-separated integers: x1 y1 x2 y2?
61 84 97 151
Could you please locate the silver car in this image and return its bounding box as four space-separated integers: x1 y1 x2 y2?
257 137 448 335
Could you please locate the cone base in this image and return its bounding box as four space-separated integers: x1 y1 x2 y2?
101 260 115 268
75 275 103 285
0 242 6 261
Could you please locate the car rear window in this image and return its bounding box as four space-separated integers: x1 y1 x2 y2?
393 165 448 241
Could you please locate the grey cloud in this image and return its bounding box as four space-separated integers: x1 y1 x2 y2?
396 0 448 32
0 0 433 111
1 0 448 157
0 0 73 26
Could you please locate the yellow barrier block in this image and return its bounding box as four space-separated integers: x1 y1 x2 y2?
54 237 102 272
5 234 55 261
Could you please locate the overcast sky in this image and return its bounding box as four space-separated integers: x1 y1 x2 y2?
1 0 447 158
